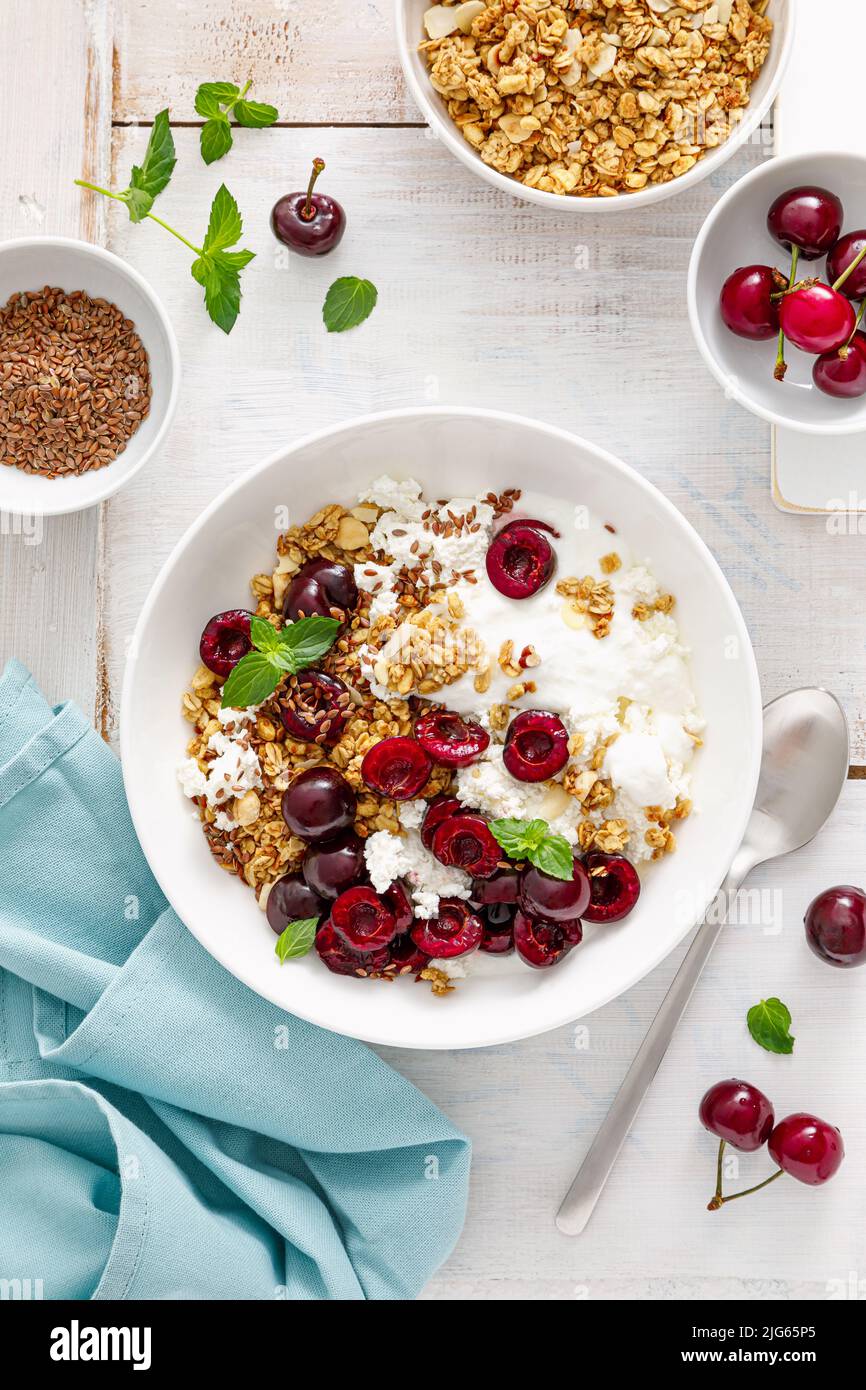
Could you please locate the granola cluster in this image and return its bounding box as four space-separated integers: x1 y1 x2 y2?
422 0 772 198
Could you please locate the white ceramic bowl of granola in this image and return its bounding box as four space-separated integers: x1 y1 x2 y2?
395 0 795 212
0 236 179 517
688 149 866 435
122 408 761 1050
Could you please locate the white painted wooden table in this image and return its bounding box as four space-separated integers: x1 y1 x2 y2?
2 0 865 1301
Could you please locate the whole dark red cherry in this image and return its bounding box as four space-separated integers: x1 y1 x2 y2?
719 265 781 341
265 873 327 936
283 558 358 623
804 885 866 967
271 158 346 257
769 1113 845 1185
827 230 866 299
471 867 520 905
281 766 356 843
778 284 855 355
699 1079 774 1152
767 185 843 261
519 857 590 922
302 830 367 900
813 333 866 400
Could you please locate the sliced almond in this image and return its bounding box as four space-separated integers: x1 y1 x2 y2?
587 42 618 79
257 881 275 913
336 515 370 550
539 784 572 820
350 504 379 524
423 4 459 39
646 0 672 10
454 0 485 33
561 601 587 631
715 0 733 21
498 112 541 144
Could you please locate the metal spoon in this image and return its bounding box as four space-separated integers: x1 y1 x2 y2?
556 688 849 1236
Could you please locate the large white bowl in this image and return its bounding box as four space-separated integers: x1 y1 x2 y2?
0 237 179 516
689 150 866 435
395 0 795 213
121 408 762 1050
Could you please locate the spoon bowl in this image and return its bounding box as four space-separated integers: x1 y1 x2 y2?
742 688 850 871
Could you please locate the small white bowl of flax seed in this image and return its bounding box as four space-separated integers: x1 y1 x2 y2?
0 236 179 517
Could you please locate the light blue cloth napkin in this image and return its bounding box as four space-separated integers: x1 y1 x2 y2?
0 660 470 1300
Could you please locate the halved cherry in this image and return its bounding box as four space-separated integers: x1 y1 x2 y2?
513 911 574 969
421 795 462 850
411 898 484 958
432 813 502 879
279 670 351 745
199 609 253 678
503 710 569 783
414 709 490 768
315 921 390 977
486 523 555 600
583 851 641 923
361 736 432 800
383 880 414 934
331 885 397 952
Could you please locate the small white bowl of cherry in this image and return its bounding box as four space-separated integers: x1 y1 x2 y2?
688 151 866 435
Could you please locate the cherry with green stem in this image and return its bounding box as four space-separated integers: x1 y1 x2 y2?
774 245 799 381
707 1140 784 1211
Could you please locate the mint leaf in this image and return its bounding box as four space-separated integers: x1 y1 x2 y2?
489 817 574 881
221 652 281 709
201 117 233 165
532 835 574 881
202 184 243 253
279 615 340 670
249 615 283 653
323 277 378 333
234 99 278 128
747 998 795 1055
196 258 242 334
129 109 176 201
195 81 240 115
275 917 318 963
123 186 154 224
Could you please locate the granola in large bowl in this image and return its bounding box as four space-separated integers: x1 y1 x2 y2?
397 0 793 208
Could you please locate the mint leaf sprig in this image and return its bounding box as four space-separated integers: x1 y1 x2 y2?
196 80 279 165
489 817 574 881
274 917 318 963
221 614 340 710
74 114 255 333
747 997 795 1055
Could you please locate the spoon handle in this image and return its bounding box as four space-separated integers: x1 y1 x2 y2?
555 869 746 1236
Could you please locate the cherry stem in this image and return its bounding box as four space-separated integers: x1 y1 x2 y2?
303 158 326 220
832 239 866 293
706 1137 726 1211
709 1168 784 1210
774 245 799 382
840 297 866 358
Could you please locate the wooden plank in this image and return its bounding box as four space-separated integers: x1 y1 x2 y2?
396 780 866 1297
0 0 113 717
115 0 415 126
102 125 866 760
